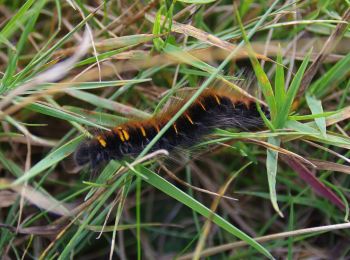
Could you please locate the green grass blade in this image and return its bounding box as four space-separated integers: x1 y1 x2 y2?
66 89 151 119
275 49 312 128
59 173 128 259
0 50 17 94
75 34 159 67
64 106 128 127
0 0 38 46
22 100 109 130
33 79 151 91
0 0 46 93
11 135 84 186
289 111 337 121
235 3 284 216
10 10 95 88
163 44 220 75
235 7 277 119
274 47 286 113
309 52 350 97
153 7 165 51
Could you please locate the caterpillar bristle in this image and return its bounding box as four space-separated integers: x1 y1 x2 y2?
74 88 270 168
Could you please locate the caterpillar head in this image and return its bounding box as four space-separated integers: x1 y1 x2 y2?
74 140 106 169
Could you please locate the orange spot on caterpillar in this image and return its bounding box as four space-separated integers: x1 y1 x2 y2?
115 127 125 142
243 99 252 109
214 94 221 105
198 100 207 111
96 136 107 147
140 126 147 137
154 124 160 133
173 123 178 135
121 129 130 141
184 113 194 125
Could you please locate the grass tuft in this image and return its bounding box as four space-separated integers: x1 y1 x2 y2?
0 1 350 259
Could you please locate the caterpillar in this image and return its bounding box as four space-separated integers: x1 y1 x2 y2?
74 88 270 169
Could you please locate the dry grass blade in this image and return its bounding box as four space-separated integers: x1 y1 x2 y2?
244 138 316 168
179 222 350 259
0 223 63 236
309 159 350 174
326 106 350 126
0 190 17 207
145 13 273 62
0 134 57 147
0 178 73 216
54 34 157 56
125 149 170 175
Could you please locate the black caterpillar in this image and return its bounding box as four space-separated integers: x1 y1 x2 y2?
74 88 270 168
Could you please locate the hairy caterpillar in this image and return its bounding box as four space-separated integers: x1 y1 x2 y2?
74 88 270 168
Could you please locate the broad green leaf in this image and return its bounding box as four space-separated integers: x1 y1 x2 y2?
240 0 254 17
267 137 283 217
305 93 327 137
0 150 23 178
286 120 350 150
